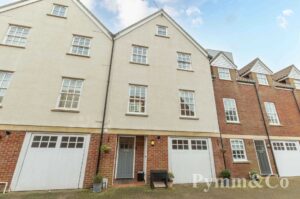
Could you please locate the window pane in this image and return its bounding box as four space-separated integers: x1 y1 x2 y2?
70 36 91 56
177 53 191 70
128 85 147 113
218 68 231 80
58 78 83 109
132 46 148 64
180 90 196 117
223 98 239 122
4 25 30 47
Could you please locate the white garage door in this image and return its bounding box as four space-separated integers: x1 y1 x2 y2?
272 141 300 177
11 133 90 191
168 138 215 184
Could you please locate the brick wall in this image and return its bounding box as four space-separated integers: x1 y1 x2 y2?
134 136 145 180
0 131 25 187
211 137 226 177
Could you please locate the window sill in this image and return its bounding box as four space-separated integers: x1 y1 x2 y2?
219 78 233 81
177 68 194 72
0 43 25 49
66 53 90 58
129 61 149 66
179 116 199 120
226 121 241 125
51 109 80 113
125 113 148 117
269 124 282 127
46 13 67 19
233 160 250 164
155 34 170 39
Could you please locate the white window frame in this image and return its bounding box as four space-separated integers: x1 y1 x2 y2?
218 67 231 80
179 90 196 117
177 52 192 71
294 79 300 89
131 45 148 65
56 78 84 110
257 73 269 86
0 71 13 105
51 4 68 17
156 25 168 37
127 84 147 114
69 35 91 56
223 98 240 123
264 102 280 125
230 139 247 162
3 25 30 47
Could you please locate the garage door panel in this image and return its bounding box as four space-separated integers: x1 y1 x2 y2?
169 138 215 184
272 141 300 177
12 133 90 191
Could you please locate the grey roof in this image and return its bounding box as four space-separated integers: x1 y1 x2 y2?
238 58 259 76
272 65 295 81
206 49 234 63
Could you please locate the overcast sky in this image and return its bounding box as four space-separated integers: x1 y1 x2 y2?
1 0 299 72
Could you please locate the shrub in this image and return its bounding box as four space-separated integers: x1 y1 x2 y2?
220 169 231 179
93 174 103 184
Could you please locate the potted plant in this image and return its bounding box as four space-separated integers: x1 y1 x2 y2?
100 144 111 154
93 174 103 193
220 169 231 187
249 170 261 182
167 172 174 188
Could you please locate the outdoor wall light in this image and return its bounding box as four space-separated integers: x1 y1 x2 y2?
151 140 155 146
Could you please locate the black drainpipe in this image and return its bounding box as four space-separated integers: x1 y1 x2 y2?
292 89 300 113
96 38 115 174
253 83 279 176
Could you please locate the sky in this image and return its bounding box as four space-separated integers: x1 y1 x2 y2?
0 0 299 72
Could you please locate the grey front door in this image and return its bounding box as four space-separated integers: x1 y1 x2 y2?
254 140 272 175
116 137 135 179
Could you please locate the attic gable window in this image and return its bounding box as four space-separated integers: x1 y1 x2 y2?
51 4 67 17
257 73 269 85
156 25 167 37
3 25 30 47
294 79 300 89
218 67 231 80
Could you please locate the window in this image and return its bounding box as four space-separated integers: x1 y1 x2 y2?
180 90 196 117
272 142 285 151
157 25 167 37
60 136 84 148
3 25 30 47
172 139 189 150
285 142 297 151
31 136 58 148
51 4 67 17
218 68 231 80
57 78 83 110
223 98 239 123
177 52 191 70
294 79 300 89
230 139 247 161
131 45 148 64
191 140 207 150
70 35 91 56
0 71 12 104
257 73 269 85
264 102 280 125
128 85 147 114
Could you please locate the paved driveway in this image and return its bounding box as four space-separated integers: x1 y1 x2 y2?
1 177 299 199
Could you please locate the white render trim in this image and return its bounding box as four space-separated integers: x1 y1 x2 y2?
114 10 208 57
78 134 91 188
211 53 237 69
250 60 273 75
143 136 148 183
253 139 273 175
0 0 112 40
288 67 300 80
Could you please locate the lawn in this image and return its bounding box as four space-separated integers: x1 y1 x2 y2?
1 177 299 199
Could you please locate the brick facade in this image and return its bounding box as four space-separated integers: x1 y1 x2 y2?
0 131 25 187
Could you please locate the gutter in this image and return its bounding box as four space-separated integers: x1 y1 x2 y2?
96 39 115 174
253 83 279 176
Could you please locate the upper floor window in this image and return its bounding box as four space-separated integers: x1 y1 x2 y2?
3 25 30 47
218 67 231 80
294 79 300 89
223 98 239 123
70 35 91 56
51 4 67 17
180 90 196 117
0 71 13 105
264 102 280 125
57 78 83 110
156 25 167 37
177 52 191 70
257 73 269 85
131 45 148 65
128 85 147 114
230 139 247 162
